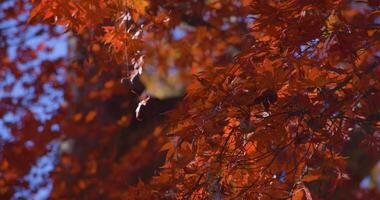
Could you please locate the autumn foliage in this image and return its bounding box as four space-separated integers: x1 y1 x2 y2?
1 0 380 199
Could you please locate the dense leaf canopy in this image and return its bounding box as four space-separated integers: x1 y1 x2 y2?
1 0 380 199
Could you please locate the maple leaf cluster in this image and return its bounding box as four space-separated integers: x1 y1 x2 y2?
1 0 380 199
